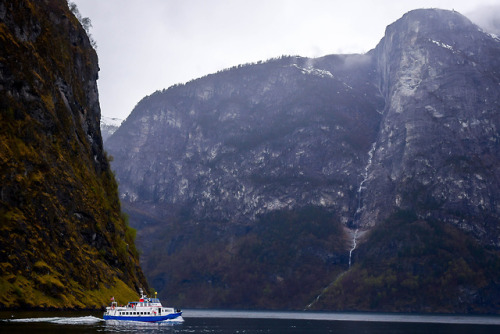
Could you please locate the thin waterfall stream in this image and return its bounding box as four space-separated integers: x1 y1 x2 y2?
348 229 358 268
305 142 377 309
349 142 376 268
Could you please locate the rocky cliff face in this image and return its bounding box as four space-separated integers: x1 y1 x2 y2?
108 55 383 226
0 0 147 309
106 9 500 312
362 9 500 246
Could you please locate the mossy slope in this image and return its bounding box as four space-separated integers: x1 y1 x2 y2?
312 211 500 313
0 0 148 309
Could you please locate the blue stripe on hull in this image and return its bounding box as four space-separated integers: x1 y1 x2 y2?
103 312 182 322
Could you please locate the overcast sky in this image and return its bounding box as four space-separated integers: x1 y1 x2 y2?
71 0 500 120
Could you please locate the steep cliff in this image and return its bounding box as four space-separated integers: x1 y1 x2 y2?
106 9 500 312
314 8 500 314
361 9 500 246
0 0 148 309
108 55 383 226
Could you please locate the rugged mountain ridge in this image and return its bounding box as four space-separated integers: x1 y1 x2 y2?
0 0 148 309
108 54 384 226
106 9 500 312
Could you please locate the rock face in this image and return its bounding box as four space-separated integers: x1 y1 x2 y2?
0 0 147 309
106 9 500 312
108 55 384 227
362 9 500 246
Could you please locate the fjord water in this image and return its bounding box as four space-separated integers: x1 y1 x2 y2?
2 310 500 333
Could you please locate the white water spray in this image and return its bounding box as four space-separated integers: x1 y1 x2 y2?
348 229 358 268
349 142 376 268
356 142 376 215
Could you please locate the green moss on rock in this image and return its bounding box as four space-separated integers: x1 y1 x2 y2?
0 0 148 309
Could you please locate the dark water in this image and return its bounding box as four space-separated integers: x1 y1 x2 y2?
1 309 500 333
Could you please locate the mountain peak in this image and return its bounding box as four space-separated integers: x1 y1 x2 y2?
399 8 475 29
365 8 500 243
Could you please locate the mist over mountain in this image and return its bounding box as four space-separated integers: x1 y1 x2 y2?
106 9 500 312
467 5 500 36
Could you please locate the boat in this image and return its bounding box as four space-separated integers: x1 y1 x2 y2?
103 288 182 322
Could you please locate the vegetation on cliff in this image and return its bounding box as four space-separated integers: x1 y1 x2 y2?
0 0 147 309
140 206 348 309
312 210 500 313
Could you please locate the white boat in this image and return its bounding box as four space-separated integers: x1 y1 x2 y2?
103 289 182 322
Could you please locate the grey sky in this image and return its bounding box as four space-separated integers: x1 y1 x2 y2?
71 0 500 120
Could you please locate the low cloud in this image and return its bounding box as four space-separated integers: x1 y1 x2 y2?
466 5 500 35
342 54 372 69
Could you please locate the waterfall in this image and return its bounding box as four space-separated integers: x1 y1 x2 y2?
349 142 377 268
355 142 376 217
348 229 358 268
304 142 377 309
305 272 346 310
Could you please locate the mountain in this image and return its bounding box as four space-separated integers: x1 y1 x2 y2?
105 9 500 313
101 116 123 143
0 0 147 309
361 9 500 245
107 54 383 226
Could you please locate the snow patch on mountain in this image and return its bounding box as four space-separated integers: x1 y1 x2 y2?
290 64 334 78
430 39 455 51
100 116 123 143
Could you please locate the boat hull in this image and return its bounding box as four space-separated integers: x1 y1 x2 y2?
103 312 182 322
